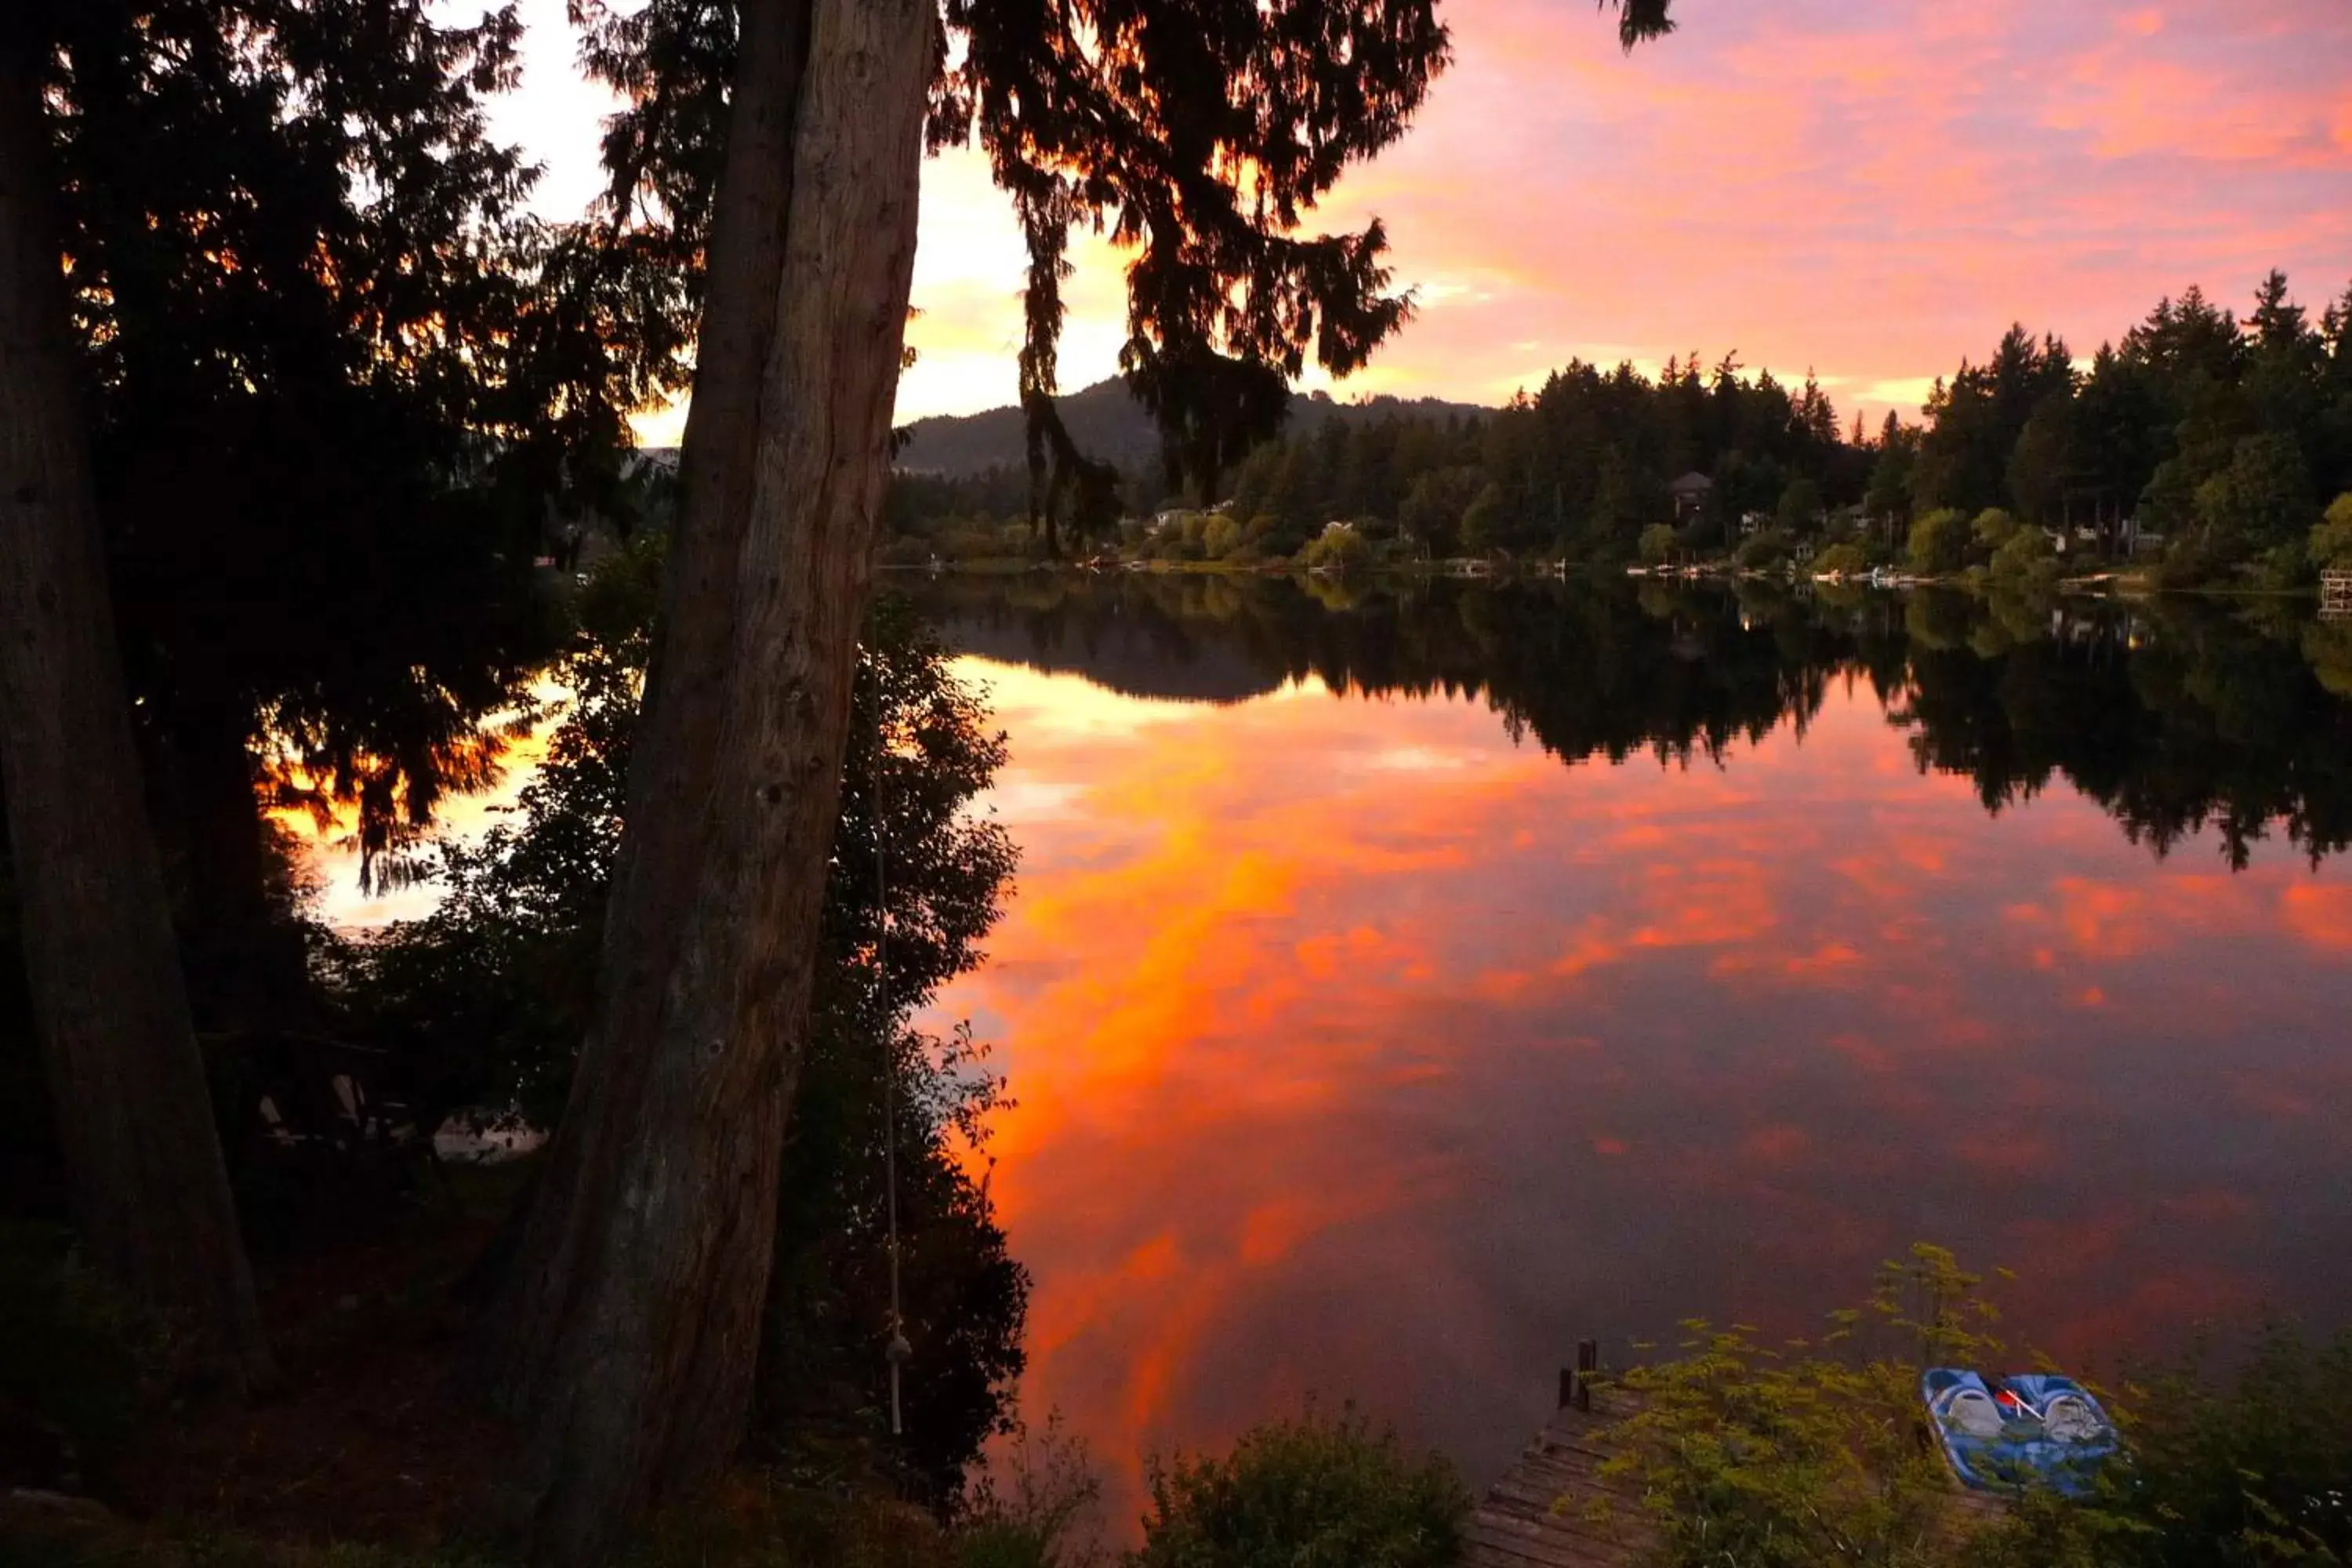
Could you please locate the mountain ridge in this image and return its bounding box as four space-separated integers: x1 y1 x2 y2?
893 376 1490 478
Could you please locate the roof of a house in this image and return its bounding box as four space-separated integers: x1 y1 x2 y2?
1668 471 1714 494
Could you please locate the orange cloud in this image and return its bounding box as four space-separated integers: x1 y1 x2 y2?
2281 882 2352 952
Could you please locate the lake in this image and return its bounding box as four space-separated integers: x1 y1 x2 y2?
904 572 2352 1520
280 570 2352 1518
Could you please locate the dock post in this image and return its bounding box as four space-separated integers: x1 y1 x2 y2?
1562 1339 1599 1411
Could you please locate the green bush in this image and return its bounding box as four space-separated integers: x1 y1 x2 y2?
1736 529 1791 570
1598 1247 2002 1568
956 1416 1104 1568
2309 492 2352 571
1988 526 2058 585
1980 1323 2352 1568
0 1225 142 1475
1299 525 1371 575
1638 523 1679 565
1908 508 1973 575
1595 1248 2352 1568
1973 507 2023 553
1813 542 1870 578
1131 1407 1468 1568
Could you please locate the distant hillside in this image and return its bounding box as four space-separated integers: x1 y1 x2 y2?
894 376 1488 479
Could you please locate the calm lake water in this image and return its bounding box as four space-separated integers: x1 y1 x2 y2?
283 572 2352 1516
907 573 2352 1517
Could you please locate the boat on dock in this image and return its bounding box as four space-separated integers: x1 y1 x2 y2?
1922 1368 2118 1497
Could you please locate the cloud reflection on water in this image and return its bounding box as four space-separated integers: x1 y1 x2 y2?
931 651 2352 1527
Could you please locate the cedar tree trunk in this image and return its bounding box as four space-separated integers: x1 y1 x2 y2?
0 17 278 1395
167 699 286 1031
481 0 932 1555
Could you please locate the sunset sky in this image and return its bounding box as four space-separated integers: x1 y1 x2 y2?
481 0 2352 439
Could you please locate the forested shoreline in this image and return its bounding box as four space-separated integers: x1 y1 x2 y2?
891 273 2352 590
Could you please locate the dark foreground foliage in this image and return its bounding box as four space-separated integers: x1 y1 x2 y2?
329 540 1026 1501
1131 1406 1471 1568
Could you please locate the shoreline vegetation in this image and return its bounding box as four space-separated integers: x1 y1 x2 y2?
882 271 2352 604
881 551 2193 598
7 1240 2346 1568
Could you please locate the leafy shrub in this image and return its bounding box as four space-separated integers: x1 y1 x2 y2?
1736 529 1791 570
0 1225 141 1479
1299 524 1371 575
1813 542 1870 577
1908 508 1973 575
1979 1323 2352 1568
1639 523 1679 564
1776 477 1825 535
1988 526 2059 586
2309 492 2352 572
1597 1246 2002 1568
1973 507 2024 552
1593 1248 2352 1568
1131 1406 1468 1568
955 1415 1105 1568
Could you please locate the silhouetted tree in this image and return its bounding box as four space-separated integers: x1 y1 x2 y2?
0 2 277 1398
40 0 684 1029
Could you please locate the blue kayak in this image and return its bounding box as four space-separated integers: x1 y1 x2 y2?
1922 1368 2118 1497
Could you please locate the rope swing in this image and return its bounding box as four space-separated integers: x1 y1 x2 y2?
874 732 912 1437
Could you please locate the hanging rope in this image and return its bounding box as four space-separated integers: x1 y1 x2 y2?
875 728 911 1436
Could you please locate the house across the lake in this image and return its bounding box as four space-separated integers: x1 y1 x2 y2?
1668 470 1713 522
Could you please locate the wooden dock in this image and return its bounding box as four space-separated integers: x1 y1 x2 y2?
1465 1344 1654 1568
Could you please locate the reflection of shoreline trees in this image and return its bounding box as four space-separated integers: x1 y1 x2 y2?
912 574 2352 867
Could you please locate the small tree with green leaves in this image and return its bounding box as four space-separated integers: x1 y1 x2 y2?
1973 508 2024 554
1203 514 1246 561
1737 529 1794 571
1777 477 1826 536
1975 1323 2352 1568
1814 542 1871 578
1910 509 1974 575
1591 1245 2009 1568
1131 1406 1469 1568
1640 523 1680 565
1989 527 2060 587
2311 493 2352 572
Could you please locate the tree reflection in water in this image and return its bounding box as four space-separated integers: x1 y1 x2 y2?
911 573 2352 869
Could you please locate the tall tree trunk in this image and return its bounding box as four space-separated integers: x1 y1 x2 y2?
0 17 277 1395
481 0 932 1555
167 699 286 1032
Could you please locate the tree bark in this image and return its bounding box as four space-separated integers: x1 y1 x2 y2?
481 0 933 1555
165 700 289 1032
0 17 277 1395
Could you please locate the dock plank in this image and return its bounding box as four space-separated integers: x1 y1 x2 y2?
1464 1392 1657 1568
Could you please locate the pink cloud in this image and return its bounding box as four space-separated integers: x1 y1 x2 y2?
895 0 2352 426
